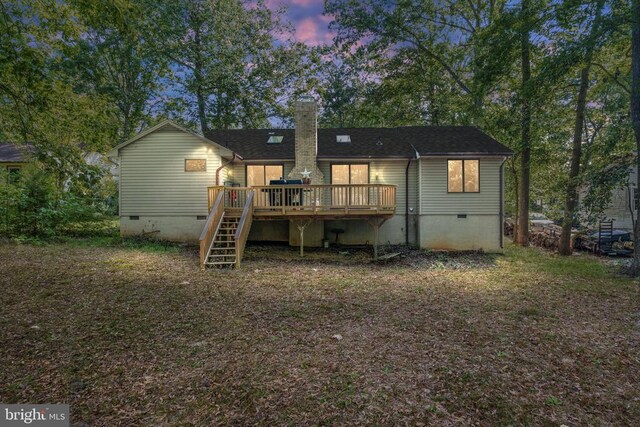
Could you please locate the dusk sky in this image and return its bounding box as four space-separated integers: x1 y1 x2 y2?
266 0 335 46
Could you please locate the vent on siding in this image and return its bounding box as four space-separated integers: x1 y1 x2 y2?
457 214 467 219
196 215 207 220
129 215 140 220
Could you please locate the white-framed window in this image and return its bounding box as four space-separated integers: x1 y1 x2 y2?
448 160 479 193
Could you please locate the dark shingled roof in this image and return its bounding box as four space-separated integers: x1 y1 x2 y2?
207 129 296 160
0 143 34 162
206 126 513 160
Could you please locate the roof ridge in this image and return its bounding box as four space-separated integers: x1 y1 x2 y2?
202 126 513 160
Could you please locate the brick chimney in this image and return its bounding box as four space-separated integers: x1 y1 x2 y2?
288 96 324 184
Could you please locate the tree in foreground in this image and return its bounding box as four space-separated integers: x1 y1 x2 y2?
149 0 309 132
632 0 640 275
558 0 606 255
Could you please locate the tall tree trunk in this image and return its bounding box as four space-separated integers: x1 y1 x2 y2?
430 83 440 125
195 69 208 133
516 0 531 246
631 0 640 275
559 0 604 255
559 66 591 255
193 24 209 133
121 105 132 143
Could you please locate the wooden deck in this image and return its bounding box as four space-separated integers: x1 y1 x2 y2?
201 185 397 265
207 184 397 219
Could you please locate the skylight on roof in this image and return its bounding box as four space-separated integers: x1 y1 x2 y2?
267 135 284 144
336 135 351 144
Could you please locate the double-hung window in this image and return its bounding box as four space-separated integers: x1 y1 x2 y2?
448 160 479 193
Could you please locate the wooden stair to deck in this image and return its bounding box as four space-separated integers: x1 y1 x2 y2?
200 190 255 270
205 213 240 268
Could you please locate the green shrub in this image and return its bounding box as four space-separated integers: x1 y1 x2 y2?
0 163 117 237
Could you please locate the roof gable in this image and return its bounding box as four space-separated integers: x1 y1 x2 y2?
110 120 239 159
0 143 34 163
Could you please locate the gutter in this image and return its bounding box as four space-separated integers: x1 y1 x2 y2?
216 153 237 186
409 143 420 160
418 152 513 157
318 155 414 160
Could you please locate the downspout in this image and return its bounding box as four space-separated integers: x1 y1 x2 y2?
405 158 411 245
216 153 237 186
499 157 506 249
407 144 420 245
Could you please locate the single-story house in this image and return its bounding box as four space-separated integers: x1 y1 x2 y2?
110 98 513 267
1 143 118 181
0 143 33 182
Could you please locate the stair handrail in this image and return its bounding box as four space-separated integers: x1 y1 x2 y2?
234 189 254 268
199 191 225 269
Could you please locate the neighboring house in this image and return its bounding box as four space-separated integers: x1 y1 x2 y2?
1 143 118 181
592 167 637 231
0 143 33 182
84 151 119 181
110 98 513 267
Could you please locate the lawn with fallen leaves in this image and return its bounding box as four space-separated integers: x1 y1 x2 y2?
0 240 638 425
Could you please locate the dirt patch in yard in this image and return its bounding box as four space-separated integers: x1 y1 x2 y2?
0 242 638 425
244 243 497 270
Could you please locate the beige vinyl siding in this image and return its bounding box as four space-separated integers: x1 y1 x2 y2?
420 157 503 215
120 128 221 216
317 159 415 215
227 162 245 186
373 160 415 216
218 165 228 185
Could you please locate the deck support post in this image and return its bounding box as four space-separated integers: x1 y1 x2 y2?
367 218 388 260
292 219 314 257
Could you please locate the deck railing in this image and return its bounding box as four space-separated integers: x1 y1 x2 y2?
199 191 225 269
234 190 254 268
208 184 396 215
